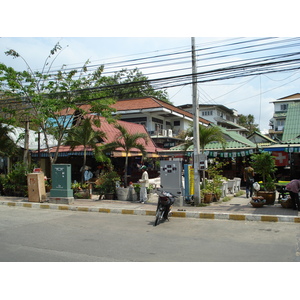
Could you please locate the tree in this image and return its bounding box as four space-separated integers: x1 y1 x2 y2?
183 124 226 192
64 117 106 183
184 124 226 152
0 43 116 166
99 123 148 187
100 68 170 103
237 114 260 134
0 124 20 158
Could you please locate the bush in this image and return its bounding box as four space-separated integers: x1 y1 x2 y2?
2 162 34 197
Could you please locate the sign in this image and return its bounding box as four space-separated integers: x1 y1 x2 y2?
272 151 288 166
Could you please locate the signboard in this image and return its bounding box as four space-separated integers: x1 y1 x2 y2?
272 151 289 166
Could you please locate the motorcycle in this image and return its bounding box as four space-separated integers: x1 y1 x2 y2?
154 190 175 226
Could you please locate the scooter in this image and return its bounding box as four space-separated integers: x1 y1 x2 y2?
154 190 175 226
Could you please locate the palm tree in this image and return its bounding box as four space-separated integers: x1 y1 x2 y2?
183 124 226 189
0 124 19 157
64 117 106 182
184 124 226 152
100 123 148 187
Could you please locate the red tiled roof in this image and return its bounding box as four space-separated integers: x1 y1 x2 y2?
112 97 210 124
57 97 210 125
43 117 160 154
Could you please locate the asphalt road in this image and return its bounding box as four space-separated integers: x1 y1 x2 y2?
0 205 299 262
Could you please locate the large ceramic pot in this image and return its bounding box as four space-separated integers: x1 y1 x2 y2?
202 193 214 203
257 191 276 205
104 193 115 200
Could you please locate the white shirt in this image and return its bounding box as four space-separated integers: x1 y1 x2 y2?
140 171 149 188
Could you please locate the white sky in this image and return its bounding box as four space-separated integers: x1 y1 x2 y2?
1 2 300 134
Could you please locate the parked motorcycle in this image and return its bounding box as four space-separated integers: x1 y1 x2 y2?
154 190 175 226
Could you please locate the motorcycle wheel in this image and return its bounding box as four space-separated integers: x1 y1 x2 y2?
154 205 164 226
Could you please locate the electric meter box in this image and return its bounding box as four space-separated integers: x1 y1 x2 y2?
50 164 73 198
160 160 183 206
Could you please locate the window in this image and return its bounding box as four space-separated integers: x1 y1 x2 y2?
174 120 180 126
280 104 288 111
201 110 212 116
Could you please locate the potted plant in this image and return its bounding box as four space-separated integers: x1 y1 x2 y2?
96 171 120 200
201 160 227 203
250 152 277 205
72 182 90 199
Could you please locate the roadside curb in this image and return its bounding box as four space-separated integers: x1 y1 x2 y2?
1 200 300 223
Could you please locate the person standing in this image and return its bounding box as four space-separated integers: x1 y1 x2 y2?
244 163 255 198
139 165 149 203
285 179 300 211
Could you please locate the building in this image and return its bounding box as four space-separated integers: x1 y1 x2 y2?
111 97 210 149
269 93 300 142
178 103 248 136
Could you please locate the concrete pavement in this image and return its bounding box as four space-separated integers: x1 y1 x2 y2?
0 191 300 223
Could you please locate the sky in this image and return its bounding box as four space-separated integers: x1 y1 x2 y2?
1 2 300 135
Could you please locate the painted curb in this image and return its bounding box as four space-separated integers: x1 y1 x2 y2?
1 200 300 223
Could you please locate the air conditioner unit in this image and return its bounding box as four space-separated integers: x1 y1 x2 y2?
162 129 167 136
167 129 173 137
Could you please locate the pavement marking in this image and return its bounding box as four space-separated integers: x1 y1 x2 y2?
40 204 50 209
121 209 134 215
199 213 215 219
229 214 246 221
58 205 69 211
145 210 156 216
0 200 299 223
261 216 278 222
77 207 89 212
99 208 111 213
172 211 186 218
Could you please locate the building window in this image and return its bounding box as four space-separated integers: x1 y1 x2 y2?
174 120 180 126
280 104 288 111
201 110 212 116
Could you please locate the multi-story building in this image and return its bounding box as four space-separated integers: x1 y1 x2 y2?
178 104 248 136
269 93 300 142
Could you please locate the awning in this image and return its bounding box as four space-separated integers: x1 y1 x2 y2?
111 151 159 158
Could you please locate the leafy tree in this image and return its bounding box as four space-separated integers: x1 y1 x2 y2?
64 117 106 183
100 68 170 103
237 114 260 134
99 123 148 187
0 43 116 166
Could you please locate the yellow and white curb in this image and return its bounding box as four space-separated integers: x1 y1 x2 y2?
1 200 300 223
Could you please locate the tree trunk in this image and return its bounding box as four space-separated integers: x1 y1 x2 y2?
124 154 129 187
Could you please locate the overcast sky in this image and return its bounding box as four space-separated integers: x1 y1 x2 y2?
1 2 300 134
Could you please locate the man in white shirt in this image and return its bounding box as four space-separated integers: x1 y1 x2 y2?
139 165 149 203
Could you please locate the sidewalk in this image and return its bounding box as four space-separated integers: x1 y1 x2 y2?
0 191 299 223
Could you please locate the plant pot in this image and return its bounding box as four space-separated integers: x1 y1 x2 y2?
104 193 115 200
203 193 213 203
257 191 276 205
250 200 265 208
281 198 293 209
74 189 90 199
116 187 130 201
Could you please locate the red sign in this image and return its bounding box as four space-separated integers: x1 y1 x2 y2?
272 151 288 166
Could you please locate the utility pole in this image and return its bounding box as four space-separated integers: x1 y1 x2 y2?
191 37 201 205
23 119 30 168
